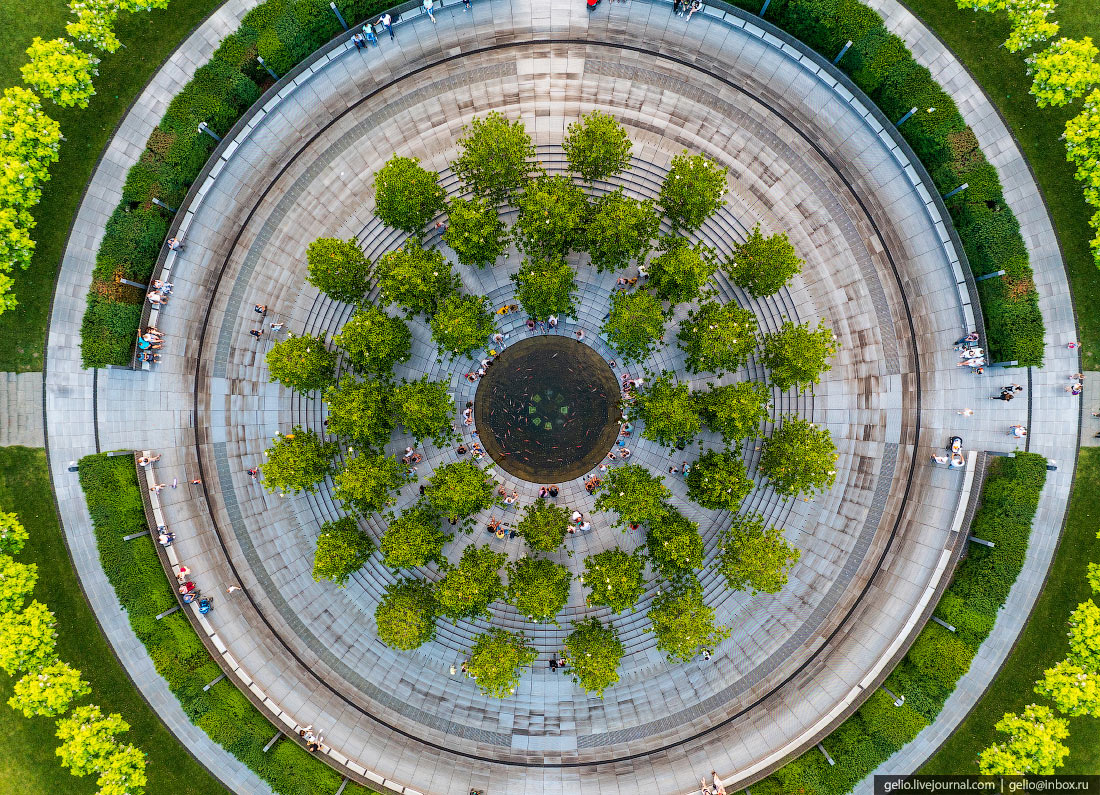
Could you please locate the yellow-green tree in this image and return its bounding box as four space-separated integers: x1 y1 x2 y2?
21 38 99 108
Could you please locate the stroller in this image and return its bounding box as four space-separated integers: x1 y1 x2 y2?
198 594 214 615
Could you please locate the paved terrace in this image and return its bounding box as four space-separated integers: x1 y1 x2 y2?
42 0 1079 793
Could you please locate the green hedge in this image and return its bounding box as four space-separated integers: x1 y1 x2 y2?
79 0 388 368
77 453 378 795
720 0 1044 366
744 452 1048 794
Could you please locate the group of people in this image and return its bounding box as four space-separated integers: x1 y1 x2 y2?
953 331 985 374
990 383 1024 402
1066 372 1084 396
698 771 728 795
584 474 602 494
569 510 592 534
297 725 325 754
673 0 704 19
537 484 561 499
524 315 559 333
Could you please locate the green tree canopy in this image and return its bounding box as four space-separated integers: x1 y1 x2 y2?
392 376 454 447
323 376 394 450
685 449 754 511
602 289 666 362
677 300 759 375
647 238 719 306
978 704 1069 774
21 37 99 109
1034 659 1100 718
759 416 838 498
0 511 29 555
584 189 660 273
506 557 572 623
513 175 588 259
562 110 633 181
698 381 772 446
311 516 375 587
647 584 731 663
261 426 338 495
511 257 578 320
761 319 839 393
658 150 728 232
634 374 701 446
1088 561 1100 595
333 452 409 516
66 0 121 53
466 628 537 698
443 197 509 268
375 578 437 650
373 154 446 234
715 512 800 594
435 544 507 621
645 509 705 584
582 548 646 613
0 553 37 613
55 704 130 777
380 503 449 569
376 238 459 316
516 498 571 553
1026 36 1100 107
1068 599 1100 668
332 304 411 375
564 617 624 697
593 464 671 528
305 237 372 303
266 333 337 393
727 225 803 298
94 742 147 795
425 460 498 523
7 660 90 718
451 112 538 204
430 293 495 357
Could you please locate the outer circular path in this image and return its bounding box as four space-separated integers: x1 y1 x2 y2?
42 0 1080 794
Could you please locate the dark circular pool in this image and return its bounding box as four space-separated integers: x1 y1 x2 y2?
473 336 621 482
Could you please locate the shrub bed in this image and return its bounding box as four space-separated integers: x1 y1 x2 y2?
717 0 1044 366
77 452 377 795
746 452 1048 794
79 0 388 367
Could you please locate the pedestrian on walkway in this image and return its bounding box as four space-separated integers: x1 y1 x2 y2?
422 0 436 21
248 467 259 479
957 408 974 416
686 0 701 19
254 303 267 315
249 328 263 339
364 22 378 45
379 13 394 38
673 0 683 12
1010 424 1027 438
1068 341 1082 350
463 0 471 9
167 237 184 251
1066 382 1083 395
712 772 727 795
352 32 366 50
270 321 285 332
991 391 1013 402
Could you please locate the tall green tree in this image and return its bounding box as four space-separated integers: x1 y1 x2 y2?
513 175 588 259
761 319 839 393
584 189 659 272
380 503 448 569
516 498 571 553
261 426 338 495
266 333 337 393
647 584 731 663
594 464 671 528
647 238 718 306
759 416 838 498
715 513 800 594
392 376 454 447
564 618 624 697
0 553 37 612
582 548 646 612
506 557 572 623
7 660 90 718
698 381 771 445
451 112 538 204
602 290 666 362
685 449 754 511
727 225 803 298
562 110 633 181
0 600 57 675
634 374 700 446
466 628 537 698
677 301 759 375
376 238 459 316
430 293 495 357
511 257 578 319
645 509 705 584
311 516 375 587
333 453 409 515
425 460 498 522
323 376 394 450
332 304 411 375
434 545 507 621
443 197 509 268
21 37 99 108
373 154 446 234
1026 37 1100 107
375 578 437 650
305 237 372 304
658 150 728 232
978 704 1069 774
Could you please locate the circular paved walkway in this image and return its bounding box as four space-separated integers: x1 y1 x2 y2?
41 0 1079 793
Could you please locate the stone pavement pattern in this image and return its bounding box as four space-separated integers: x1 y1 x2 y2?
41 1 1080 795
0 372 44 447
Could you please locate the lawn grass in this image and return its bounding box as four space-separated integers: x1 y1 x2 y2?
921 447 1100 773
901 0 1100 368
0 447 228 795
0 0 223 372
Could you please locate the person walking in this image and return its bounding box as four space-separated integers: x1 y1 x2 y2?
379 13 394 39
1009 424 1027 438
957 408 974 416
